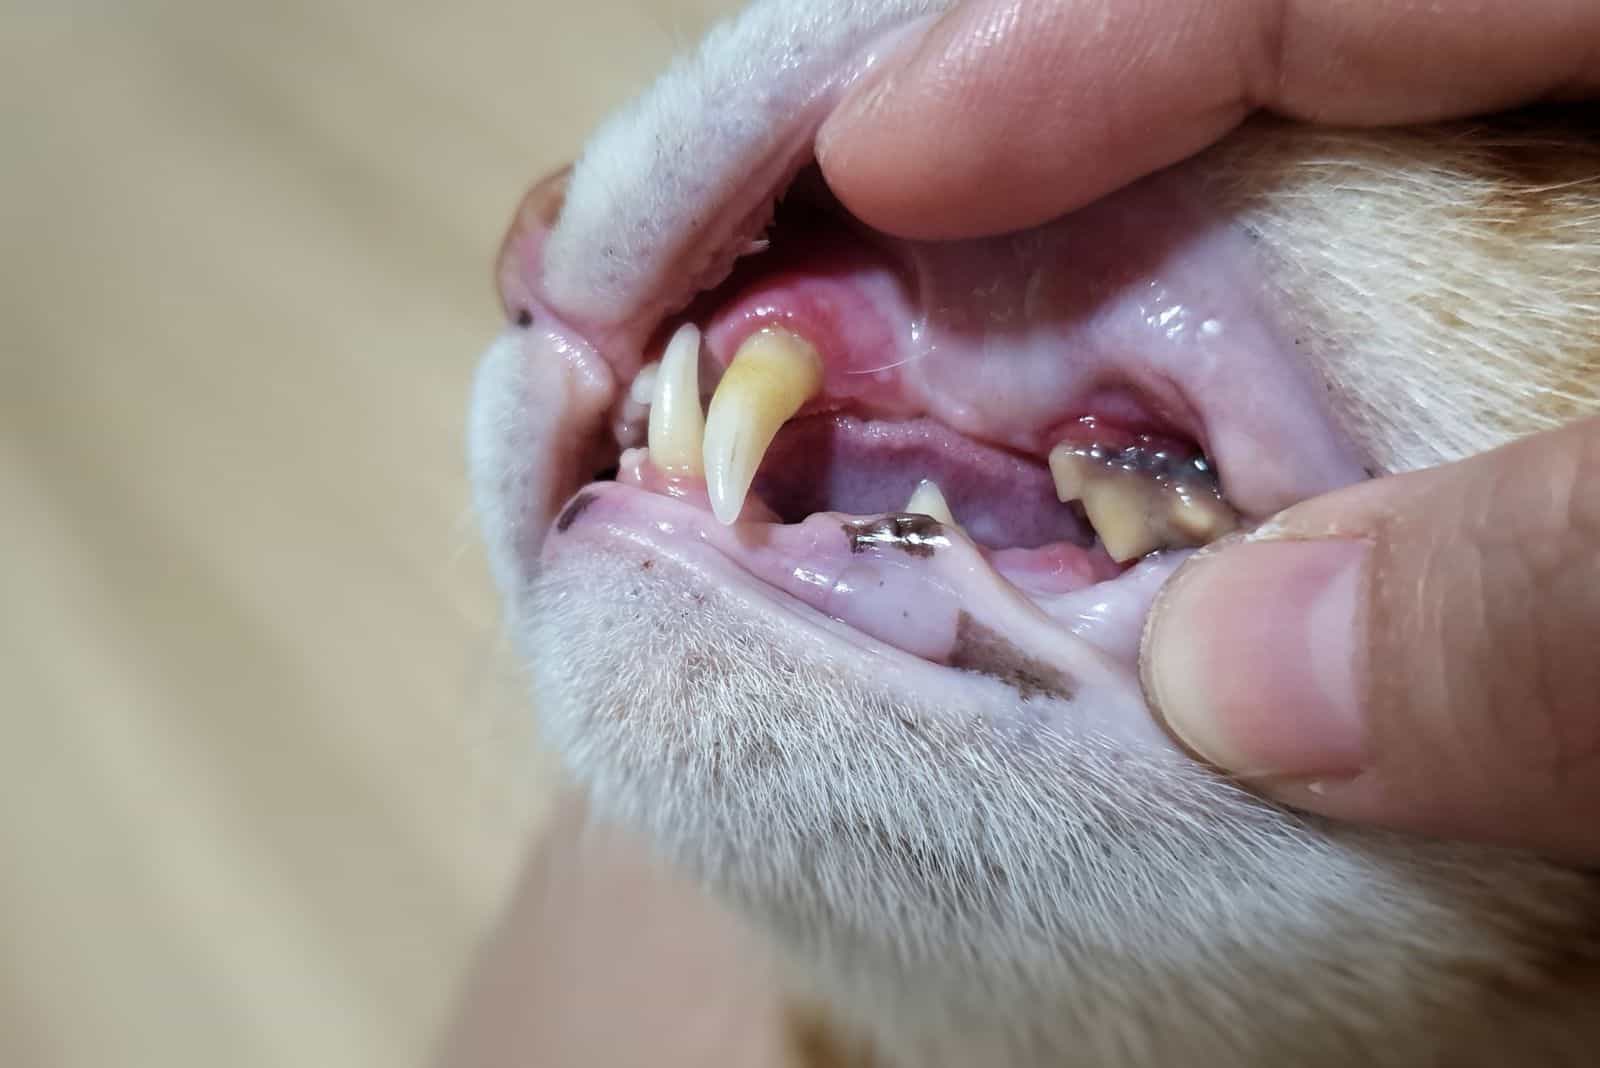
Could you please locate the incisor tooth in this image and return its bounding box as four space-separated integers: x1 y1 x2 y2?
702 327 822 524
905 479 957 527
629 361 660 406
647 322 706 475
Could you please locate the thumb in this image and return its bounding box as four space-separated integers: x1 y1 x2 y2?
1141 417 1600 864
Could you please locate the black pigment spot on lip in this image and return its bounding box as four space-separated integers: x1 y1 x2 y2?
514 308 533 328
948 612 1076 701
841 513 949 558
555 491 597 533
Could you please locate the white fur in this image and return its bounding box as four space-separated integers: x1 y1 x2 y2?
545 0 945 330
519 542 1598 1065
1206 121 1600 474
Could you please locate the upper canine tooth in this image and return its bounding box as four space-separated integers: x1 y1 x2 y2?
702 327 822 524
905 479 957 527
647 322 706 475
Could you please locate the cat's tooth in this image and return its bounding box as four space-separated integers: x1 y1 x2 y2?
1048 445 1093 504
1168 489 1238 543
702 327 823 524
905 479 957 527
1080 478 1164 563
1053 441 1240 561
647 322 706 476
630 360 661 406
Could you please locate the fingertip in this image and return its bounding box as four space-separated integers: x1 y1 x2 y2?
817 0 1251 239
817 0 1094 239
1142 538 1370 780
815 13 988 239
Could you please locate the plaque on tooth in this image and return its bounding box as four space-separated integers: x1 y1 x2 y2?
1049 437 1238 559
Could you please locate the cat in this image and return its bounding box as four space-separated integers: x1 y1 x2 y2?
459 1 1600 1064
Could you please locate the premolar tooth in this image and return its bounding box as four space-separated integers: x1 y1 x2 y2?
1168 489 1237 543
702 327 822 524
1047 445 1094 503
905 479 957 527
1051 440 1239 562
1080 478 1163 563
647 323 706 476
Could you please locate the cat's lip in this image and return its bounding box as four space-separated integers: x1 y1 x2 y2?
541 479 1181 747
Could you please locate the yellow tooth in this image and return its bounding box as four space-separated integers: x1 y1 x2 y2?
702 327 822 524
905 479 957 527
1054 442 1241 560
1168 488 1238 543
1081 476 1164 563
1048 445 1094 503
647 322 706 476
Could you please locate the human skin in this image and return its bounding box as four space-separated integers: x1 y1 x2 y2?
817 0 1600 865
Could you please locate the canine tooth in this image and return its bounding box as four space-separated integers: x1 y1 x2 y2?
905 479 957 527
647 323 706 476
1081 478 1164 563
702 327 822 524
629 361 660 406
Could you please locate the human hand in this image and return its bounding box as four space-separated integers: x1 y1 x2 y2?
1143 419 1600 866
816 0 1600 864
817 0 1599 239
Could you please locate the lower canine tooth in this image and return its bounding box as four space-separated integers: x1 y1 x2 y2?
702 327 822 524
905 479 957 527
647 322 706 475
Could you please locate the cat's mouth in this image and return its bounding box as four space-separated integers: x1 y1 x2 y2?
475 142 1368 740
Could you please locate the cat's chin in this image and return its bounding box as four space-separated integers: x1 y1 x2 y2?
517 527 1598 1061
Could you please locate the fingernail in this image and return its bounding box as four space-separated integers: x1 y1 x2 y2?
1141 538 1369 779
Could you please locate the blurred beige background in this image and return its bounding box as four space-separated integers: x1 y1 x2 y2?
2 1 737 1064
